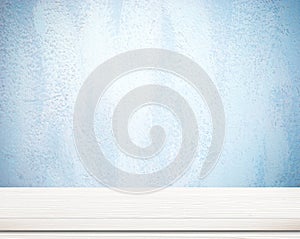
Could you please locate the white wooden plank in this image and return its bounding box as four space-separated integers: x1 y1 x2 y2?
0 188 299 231
0 232 299 238
0 219 300 231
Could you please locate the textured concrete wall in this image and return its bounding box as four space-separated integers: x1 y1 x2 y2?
0 0 299 187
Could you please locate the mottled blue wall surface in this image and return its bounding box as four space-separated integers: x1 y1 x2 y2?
0 0 299 187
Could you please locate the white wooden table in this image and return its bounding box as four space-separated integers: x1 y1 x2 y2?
1 188 299 238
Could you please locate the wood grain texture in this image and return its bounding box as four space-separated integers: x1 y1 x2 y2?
0 232 300 238
0 188 299 231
